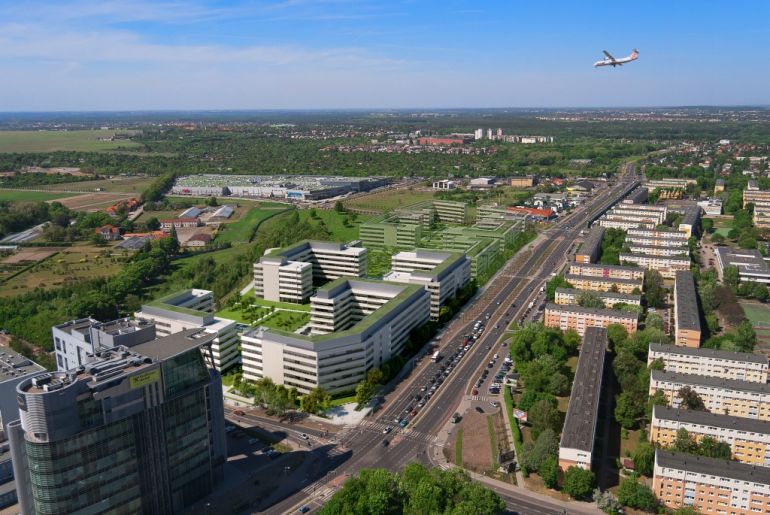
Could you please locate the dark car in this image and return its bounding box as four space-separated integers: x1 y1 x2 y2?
475 406 485 414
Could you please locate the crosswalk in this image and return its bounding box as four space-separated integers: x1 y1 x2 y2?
470 395 490 401
362 420 438 443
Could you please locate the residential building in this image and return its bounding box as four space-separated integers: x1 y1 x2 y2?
135 289 240 372
544 303 638 337
505 206 556 221
673 271 702 348
645 178 696 190
715 247 770 284
608 207 667 224
649 370 770 420
597 218 656 230
678 205 701 238
648 343 768 383
183 233 213 247
626 235 689 250
554 288 641 308
743 188 770 208
619 253 690 279
52 317 157 371
575 226 604 263
417 136 470 146
714 178 725 194
697 198 723 216
383 249 471 320
241 278 430 394
627 243 689 257
509 176 535 188
95 224 121 241
160 217 201 231
626 228 689 244
651 405 770 467
623 186 649 204
568 263 645 280
432 179 457 190
563 274 643 294
653 450 770 514
8 329 226 515
558 327 607 471
253 240 368 302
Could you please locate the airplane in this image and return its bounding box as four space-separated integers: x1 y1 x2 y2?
594 49 639 68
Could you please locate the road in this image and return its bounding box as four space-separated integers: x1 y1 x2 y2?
255 166 639 514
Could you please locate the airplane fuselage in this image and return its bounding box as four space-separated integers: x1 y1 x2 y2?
593 50 639 68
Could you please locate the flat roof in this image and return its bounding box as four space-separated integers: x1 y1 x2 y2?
0 347 45 383
143 289 212 318
649 342 768 365
716 247 770 276
131 328 217 361
655 450 770 484
576 226 604 258
674 271 701 332
564 274 643 286
653 405 770 435
569 262 644 273
545 303 638 320
680 205 701 226
265 239 366 259
627 243 689 253
555 288 641 303
560 327 607 452
650 369 770 395
620 252 690 263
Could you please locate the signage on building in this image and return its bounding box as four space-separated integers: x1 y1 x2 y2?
129 369 160 389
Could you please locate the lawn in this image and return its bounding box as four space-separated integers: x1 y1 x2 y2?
259 310 310 332
740 302 770 327
33 176 155 194
298 208 373 242
215 206 290 244
343 188 436 213
0 189 72 202
0 130 142 153
217 294 310 327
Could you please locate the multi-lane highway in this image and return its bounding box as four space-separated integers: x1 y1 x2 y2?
263 166 639 514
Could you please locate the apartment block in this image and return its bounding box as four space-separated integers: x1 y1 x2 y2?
651 405 770 467
383 249 471 320
619 252 690 279
575 226 604 263
134 289 239 372
627 228 689 243
715 247 770 285
627 243 689 257
559 327 607 471
598 217 657 231
52 317 157 371
754 203 770 229
645 178 696 190
648 343 768 383
649 370 770 420
653 450 770 515
626 235 690 250
544 303 638 337
742 188 770 208
623 186 649 204
678 205 701 238
554 288 641 308
674 270 702 347
563 274 643 295
609 207 667 224
254 240 368 302
241 278 430 394
568 263 645 280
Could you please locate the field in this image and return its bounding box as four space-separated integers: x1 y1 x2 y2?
0 189 73 202
55 192 136 211
27 176 155 194
343 188 435 213
214 205 290 244
298 209 373 242
742 302 770 326
0 130 142 153
1 247 60 264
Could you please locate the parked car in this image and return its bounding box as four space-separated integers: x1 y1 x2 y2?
475 406 485 414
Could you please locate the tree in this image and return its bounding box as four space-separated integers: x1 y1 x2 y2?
617 478 657 512
540 456 560 489
528 399 562 439
206 196 218 207
672 428 697 454
594 489 622 515
90 232 108 246
733 320 757 352
517 390 557 412
633 442 656 477
698 436 732 460
577 292 605 309
711 232 725 244
300 387 332 415
646 389 669 420
334 201 346 213
644 269 667 308
644 311 664 331
546 275 573 301
519 428 559 474
562 467 596 500
615 390 644 429
678 386 706 411
723 265 740 292
145 216 160 231
753 283 769 302
607 323 629 352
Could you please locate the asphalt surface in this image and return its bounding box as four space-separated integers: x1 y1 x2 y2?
261 166 639 515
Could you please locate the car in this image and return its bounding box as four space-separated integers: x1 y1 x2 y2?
233 409 245 416
394 417 401 424
418 400 426 407
420 385 427 392
298 505 311 513
494 353 499 359
414 394 422 400
490 401 500 408
382 439 390 447
248 437 259 445
475 406 485 414
472 388 478 395
383 426 392 434
299 433 309 440
399 419 409 428
487 363 493 369
410 410 417 416
404 406 413 414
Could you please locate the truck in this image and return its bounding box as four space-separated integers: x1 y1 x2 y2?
431 351 440 362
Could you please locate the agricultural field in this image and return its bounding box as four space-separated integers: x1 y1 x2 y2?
0 130 142 153
55 192 135 211
0 189 72 202
343 188 435 213
297 208 373 242
29 176 155 194
0 243 129 297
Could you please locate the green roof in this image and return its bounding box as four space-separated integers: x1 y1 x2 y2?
145 289 207 317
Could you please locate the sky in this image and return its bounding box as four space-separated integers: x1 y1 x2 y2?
1 0 769 110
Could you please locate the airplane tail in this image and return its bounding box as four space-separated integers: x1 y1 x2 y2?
631 49 639 59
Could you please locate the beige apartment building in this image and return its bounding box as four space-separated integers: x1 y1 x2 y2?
597 217 657 231
563 274 643 294
626 228 689 243
619 252 690 279
554 288 641 308
627 243 689 257
575 226 604 264
568 263 645 280
648 343 768 383
673 270 702 348
544 303 638 337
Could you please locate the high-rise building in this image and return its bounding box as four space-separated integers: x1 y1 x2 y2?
9 329 226 515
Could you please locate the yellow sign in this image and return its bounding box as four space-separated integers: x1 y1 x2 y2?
129 369 160 389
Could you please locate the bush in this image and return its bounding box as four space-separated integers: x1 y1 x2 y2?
562 467 596 500
617 478 657 512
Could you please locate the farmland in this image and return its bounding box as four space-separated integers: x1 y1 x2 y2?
55 192 136 211
26 176 155 194
0 130 143 153
0 189 73 202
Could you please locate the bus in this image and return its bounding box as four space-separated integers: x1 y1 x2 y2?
431 351 440 362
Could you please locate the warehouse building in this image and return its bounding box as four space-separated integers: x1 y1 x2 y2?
544 303 638 337
563 274 643 295
554 288 641 308
575 226 604 263
648 343 768 383
673 271 701 347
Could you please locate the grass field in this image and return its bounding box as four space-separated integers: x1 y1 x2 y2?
215 206 290 244
741 302 770 327
30 176 155 194
343 188 435 213
0 189 72 202
0 130 143 153
298 209 373 242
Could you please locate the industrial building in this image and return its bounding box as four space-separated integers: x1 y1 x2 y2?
653 450 770 514
673 271 701 348
568 263 645 280
558 327 607 471
651 405 770 467
562 274 643 294
253 240 368 303
715 247 770 284
648 343 768 383
554 288 641 308
8 329 226 515
575 226 604 263
134 289 240 372
619 252 690 278
544 303 638 337
241 278 430 394
432 179 457 190
383 249 471 320
509 176 535 188
649 370 770 421
171 175 388 200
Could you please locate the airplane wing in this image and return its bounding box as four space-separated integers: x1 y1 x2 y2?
603 50 616 61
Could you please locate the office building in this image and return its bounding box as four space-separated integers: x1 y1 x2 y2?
619 253 690 279
383 250 471 320
651 405 770 467
649 370 770 420
558 327 607 471
52 317 156 371
673 271 702 348
9 329 226 515
135 289 239 372
253 240 368 303
715 247 770 284
575 226 604 264
241 278 430 394
653 450 770 514
648 343 768 383
563 274 643 294
554 288 641 308
568 263 645 280
544 303 638 337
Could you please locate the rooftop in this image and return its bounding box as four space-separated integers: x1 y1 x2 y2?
655 450 770 484
653 405 770 435
649 342 768 365
563 274 643 286
570 262 645 273
716 247 770 276
545 303 638 320
650 369 770 395
680 205 701 226
560 327 607 452
131 328 218 361
674 271 701 332
143 289 212 318
555 288 641 303
620 252 690 263
576 226 604 258
0 346 45 383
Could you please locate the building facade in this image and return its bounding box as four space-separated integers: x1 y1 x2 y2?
568 263 645 280
544 303 638 337
563 274 643 294
715 247 770 285
648 343 768 383
575 226 604 264
619 253 691 279
554 288 641 308
673 271 702 348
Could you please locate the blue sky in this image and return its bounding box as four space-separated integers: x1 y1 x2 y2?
1 0 768 110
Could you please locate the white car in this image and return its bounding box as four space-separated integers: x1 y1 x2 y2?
383 426 392 434
299 433 309 440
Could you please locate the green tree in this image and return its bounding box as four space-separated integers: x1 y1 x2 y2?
723 265 740 292
646 389 669 420
528 399 562 439
517 390 557 412
733 320 757 352
519 428 559 474
617 478 657 512
145 216 160 231
562 467 596 500
753 283 769 302
577 292 605 309
334 201 346 213
698 436 732 460
300 387 331 414
644 311 664 331
672 428 697 454
711 232 725 244
633 441 656 477
678 386 706 411
644 269 667 308
540 456 560 489
546 275 573 301
206 196 218 207
615 390 644 429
